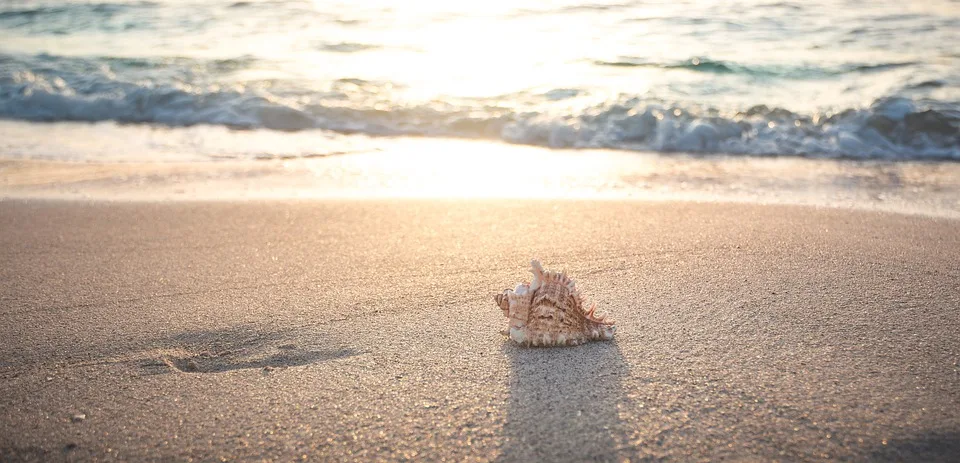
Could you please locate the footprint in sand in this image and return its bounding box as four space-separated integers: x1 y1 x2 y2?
160 346 356 374
122 328 360 375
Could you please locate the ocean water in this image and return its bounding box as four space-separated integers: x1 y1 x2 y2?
0 0 958 161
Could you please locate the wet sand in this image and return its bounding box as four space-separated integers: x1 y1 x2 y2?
1 199 958 461
4 146 960 218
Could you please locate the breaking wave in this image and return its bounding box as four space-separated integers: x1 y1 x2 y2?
0 54 957 160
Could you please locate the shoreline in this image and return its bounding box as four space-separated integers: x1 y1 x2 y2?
3 139 960 219
2 198 958 461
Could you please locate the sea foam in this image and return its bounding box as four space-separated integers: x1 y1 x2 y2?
1 53 957 160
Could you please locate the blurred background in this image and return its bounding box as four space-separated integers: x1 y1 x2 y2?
0 0 958 209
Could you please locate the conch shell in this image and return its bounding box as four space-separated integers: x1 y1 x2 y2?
495 260 615 347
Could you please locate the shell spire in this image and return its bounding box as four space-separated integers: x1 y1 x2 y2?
494 260 616 347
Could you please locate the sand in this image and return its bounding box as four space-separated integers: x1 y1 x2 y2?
1 199 958 461
4 145 960 217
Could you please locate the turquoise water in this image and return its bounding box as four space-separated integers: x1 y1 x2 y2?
0 0 957 160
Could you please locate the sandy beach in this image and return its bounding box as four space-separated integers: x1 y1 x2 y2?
3 0 959 459
1 198 958 461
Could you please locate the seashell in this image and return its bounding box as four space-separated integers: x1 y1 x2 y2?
495 260 615 347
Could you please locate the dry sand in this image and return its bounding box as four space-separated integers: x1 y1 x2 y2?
1 199 958 461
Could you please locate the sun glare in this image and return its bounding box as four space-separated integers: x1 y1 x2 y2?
307 138 629 199
307 0 618 99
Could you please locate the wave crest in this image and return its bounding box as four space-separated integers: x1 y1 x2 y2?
594 56 918 78
0 56 957 160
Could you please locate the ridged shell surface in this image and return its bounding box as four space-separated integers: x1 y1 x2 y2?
495 260 615 347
